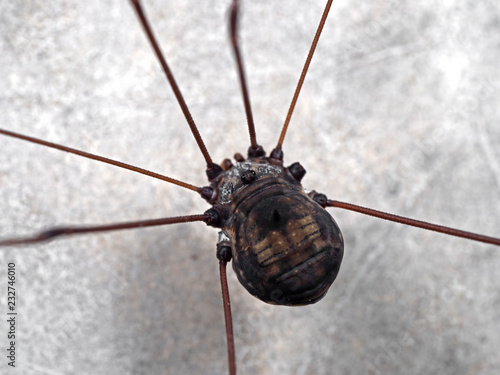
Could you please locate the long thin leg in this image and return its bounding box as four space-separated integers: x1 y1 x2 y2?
325 199 500 246
0 128 201 193
0 214 210 247
129 0 222 179
229 0 262 156
219 254 237 375
271 0 334 160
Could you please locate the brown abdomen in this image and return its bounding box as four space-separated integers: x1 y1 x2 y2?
227 180 343 306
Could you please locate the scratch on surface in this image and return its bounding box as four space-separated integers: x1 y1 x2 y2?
338 41 433 75
476 123 500 190
404 156 448 211
332 228 388 312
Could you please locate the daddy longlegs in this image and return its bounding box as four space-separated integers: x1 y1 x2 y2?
1 0 499 374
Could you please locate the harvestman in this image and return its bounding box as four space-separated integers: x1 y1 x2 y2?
1 0 499 374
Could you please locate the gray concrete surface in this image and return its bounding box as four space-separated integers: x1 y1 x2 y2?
1 1 499 374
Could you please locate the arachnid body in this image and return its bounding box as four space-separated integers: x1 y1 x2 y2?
0 1 499 374
212 157 343 306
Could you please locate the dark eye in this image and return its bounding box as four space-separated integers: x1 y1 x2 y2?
240 169 257 184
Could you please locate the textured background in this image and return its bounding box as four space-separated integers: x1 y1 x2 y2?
0 0 499 374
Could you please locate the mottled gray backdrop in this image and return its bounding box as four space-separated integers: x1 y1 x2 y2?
0 1 499 374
